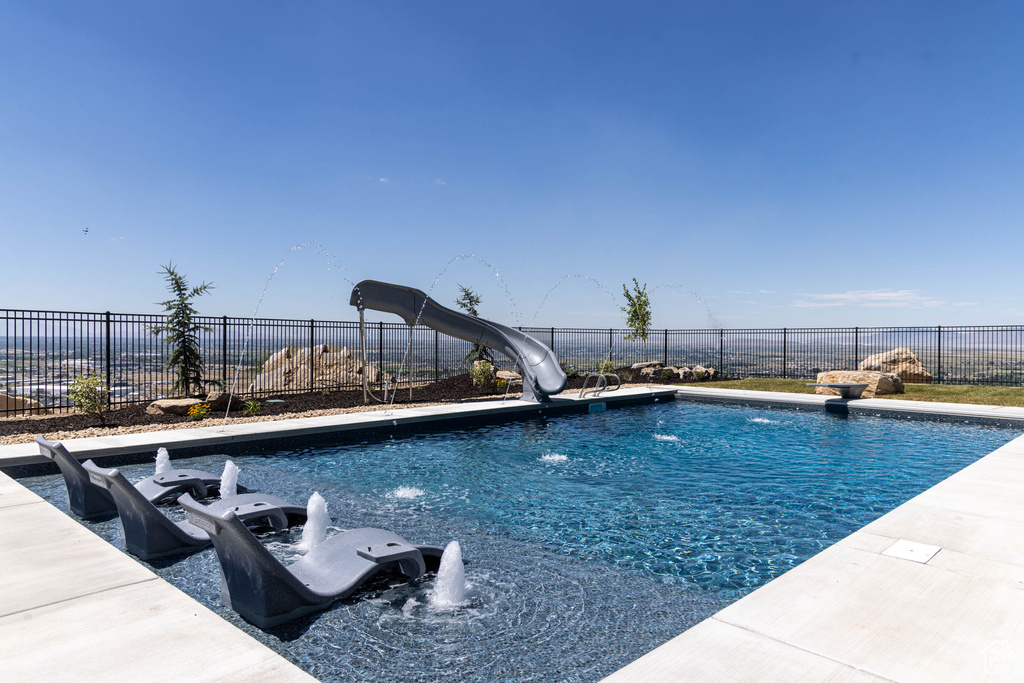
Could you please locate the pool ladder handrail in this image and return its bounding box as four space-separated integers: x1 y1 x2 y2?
580 372 621 398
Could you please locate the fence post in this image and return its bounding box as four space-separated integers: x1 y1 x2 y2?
718 329 724 375
664 329 668 366
782 328 787 379
104 311 111 407
309 319 315 392
854 326 859 369
937 325 942 384
222 316 228 389
378 321 384 389
609 328 613 363
434 329 439 383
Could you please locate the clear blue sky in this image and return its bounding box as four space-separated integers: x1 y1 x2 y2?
2 1 1022 329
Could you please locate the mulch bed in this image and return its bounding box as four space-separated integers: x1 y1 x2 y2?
0 372 612 439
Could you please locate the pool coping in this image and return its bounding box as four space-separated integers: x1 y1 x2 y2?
0 386 673 681
3 386 1022 681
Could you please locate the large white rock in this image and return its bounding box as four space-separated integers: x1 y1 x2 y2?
0 394 51 416
814 370 904 398
249 345 391 393
858 347 933 384
146 398 204 416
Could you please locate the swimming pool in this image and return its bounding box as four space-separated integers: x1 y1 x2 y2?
21 400 1019 681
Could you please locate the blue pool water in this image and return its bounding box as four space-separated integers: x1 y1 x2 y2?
22 401 1019 681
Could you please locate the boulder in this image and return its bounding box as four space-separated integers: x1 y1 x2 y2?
814 370 904 399
0 394 51 416
146 398 204 416
496 370 521 381
692 365 718 381
205 390 242 411
858 347 933 384
677 366 696 382
631 361 664 370
249 345 393 393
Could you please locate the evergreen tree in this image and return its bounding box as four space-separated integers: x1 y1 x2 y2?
150 263 214 397
455 284 493 366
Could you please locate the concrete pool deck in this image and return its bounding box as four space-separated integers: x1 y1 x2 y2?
1 386 1022 680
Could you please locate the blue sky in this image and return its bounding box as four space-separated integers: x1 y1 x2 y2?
2 1 1022 329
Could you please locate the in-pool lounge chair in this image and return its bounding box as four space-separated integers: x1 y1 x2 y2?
36 436 244 519
180 493 445 628
86 466 307 561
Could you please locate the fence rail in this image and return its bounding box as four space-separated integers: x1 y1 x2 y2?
3 308 1024 415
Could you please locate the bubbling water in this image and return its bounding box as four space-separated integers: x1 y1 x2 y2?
220 460 239 498
430 540 466 608
299 492 328 552
155 448 171 475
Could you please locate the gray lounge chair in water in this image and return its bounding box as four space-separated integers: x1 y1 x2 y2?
36 436 244 519
85 466 307 561
180 493 445 628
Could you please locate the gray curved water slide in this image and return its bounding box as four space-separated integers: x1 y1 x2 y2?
349 280 567 402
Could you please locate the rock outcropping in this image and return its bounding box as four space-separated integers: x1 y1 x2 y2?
858 347 933 384
814 370 904 398
250 345 392 393
630 361 718 382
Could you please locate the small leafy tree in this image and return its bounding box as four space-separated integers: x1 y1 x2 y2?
149 263 214 397
454 284 493 367
69 373 108 424
621 278 653 361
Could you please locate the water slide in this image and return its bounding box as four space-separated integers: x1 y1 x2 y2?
349 280 567 402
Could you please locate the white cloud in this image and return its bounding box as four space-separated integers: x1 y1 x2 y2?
435 179 447 185
379 177 390 183
757 289 774 294
791 289 944 309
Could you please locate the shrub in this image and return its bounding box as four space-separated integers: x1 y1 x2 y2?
621 278 652 361
597 359 616 374
620 370 633 382
243 399 260 416
560 363 580 379
69 374 108 423
660 369 675 381
469 361 496 391
694 370 707 382
187 403 210 421
496 378 508 392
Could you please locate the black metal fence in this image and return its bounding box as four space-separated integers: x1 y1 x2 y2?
3 308 1024 415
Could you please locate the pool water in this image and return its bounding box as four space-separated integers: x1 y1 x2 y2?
22 401 1019 682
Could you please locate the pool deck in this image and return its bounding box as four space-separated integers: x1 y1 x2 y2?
1 386 1022 680
606 388 1024 682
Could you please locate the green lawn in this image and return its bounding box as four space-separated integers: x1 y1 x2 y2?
689 378 1024 408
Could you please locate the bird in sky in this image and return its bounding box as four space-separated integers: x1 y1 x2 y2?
82 227 89 235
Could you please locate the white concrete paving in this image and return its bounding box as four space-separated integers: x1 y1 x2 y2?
0 386 677 467
606 390 1024 682
0 477 316 682
675 386 1024 422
